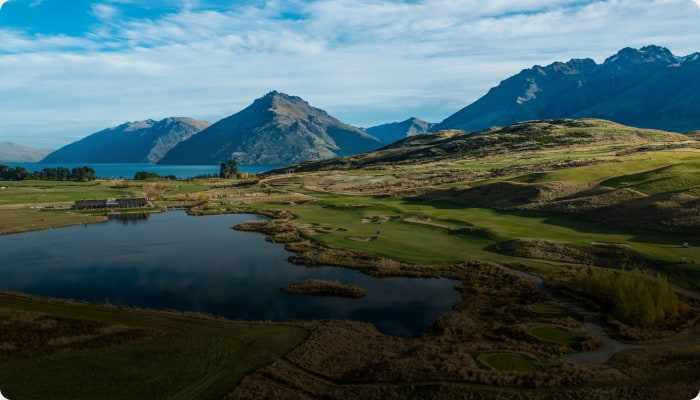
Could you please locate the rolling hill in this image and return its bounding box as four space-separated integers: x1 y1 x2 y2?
269 118 699 233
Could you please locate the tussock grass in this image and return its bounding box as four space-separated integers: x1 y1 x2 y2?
479 353 539 372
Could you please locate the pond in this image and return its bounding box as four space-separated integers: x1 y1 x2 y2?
0 211 460 337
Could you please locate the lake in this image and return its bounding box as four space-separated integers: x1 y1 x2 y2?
0 211 460 337
3 163 285 179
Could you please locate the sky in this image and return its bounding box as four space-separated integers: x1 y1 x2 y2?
1 0 700 150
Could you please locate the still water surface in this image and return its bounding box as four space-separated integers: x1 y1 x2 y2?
4 163 283 179
0 212 459 336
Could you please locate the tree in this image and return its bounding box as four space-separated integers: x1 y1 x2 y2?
71 166 96 182
219 159 239 179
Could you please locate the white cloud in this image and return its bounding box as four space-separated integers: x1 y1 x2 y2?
1 0 700 148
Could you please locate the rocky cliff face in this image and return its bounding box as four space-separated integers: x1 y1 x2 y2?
159 91 382 166
434 45 700 133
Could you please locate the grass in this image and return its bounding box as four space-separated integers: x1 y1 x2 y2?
0 209 106 235
479 353 539 372
0 293 308 400
525 304 572 317
512 151 699 187
0 181 141 206
222 191 700 284
600 162 700 195
528 325 580 346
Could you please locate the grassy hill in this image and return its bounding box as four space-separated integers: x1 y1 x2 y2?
270 119 699 234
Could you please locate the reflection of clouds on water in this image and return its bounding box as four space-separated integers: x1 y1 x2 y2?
0 211 459 336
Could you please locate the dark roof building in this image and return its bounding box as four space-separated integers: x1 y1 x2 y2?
74 200 108 210
115 198 148 209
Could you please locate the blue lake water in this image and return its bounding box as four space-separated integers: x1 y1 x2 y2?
0 212 460 337
3 163 284 179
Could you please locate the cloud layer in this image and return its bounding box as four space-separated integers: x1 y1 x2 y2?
1 0 700 149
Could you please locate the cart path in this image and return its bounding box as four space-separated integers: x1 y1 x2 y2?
495 264 700 364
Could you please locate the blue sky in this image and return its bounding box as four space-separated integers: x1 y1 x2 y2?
2 0 700 149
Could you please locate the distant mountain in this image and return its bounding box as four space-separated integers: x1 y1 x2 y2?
41 117 211 164
364 117 436 144
0 142 51 163
159 91 382 165
434 45 700 133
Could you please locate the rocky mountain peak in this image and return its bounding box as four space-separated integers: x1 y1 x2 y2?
603 45 678 66
158 92 381 165
433 45 700 134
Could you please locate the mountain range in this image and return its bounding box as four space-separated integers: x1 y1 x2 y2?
34 45 700 167
0 142 51 163
42 117 210 164
434 45 700 133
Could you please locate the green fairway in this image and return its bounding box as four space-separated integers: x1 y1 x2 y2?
479 353 539 372
223 190 700 289
0 293 308 400
528 325 580 346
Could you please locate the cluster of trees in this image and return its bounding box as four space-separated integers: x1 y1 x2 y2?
0 165 96 182
219 159 239 179
133 171 177 181
575 267 688 327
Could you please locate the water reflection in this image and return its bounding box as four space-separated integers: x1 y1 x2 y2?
108 212 150 224
0 211 460 336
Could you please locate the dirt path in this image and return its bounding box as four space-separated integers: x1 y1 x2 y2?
497 264 700 364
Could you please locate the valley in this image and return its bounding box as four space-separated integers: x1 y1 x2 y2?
0 119 698 399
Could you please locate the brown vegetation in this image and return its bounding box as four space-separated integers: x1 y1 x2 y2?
281 279 366 298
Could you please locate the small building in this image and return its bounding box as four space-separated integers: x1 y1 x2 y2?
74 199 108 210
115 198 148 209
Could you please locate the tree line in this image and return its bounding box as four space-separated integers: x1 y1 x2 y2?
0 165 96 182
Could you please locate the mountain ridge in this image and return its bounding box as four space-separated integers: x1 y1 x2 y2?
434 45 700 133
0 142 52 163
41 117 211 164
364 117 436 144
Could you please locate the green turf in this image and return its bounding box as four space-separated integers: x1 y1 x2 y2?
0 293 308 400
528 325 579 346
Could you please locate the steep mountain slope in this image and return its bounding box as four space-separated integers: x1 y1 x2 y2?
0 142 51 162
159 91 382 165
41 117 210 164
364 117 436 144
435 45 700 133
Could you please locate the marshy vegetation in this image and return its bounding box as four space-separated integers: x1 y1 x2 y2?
281 279 366 298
